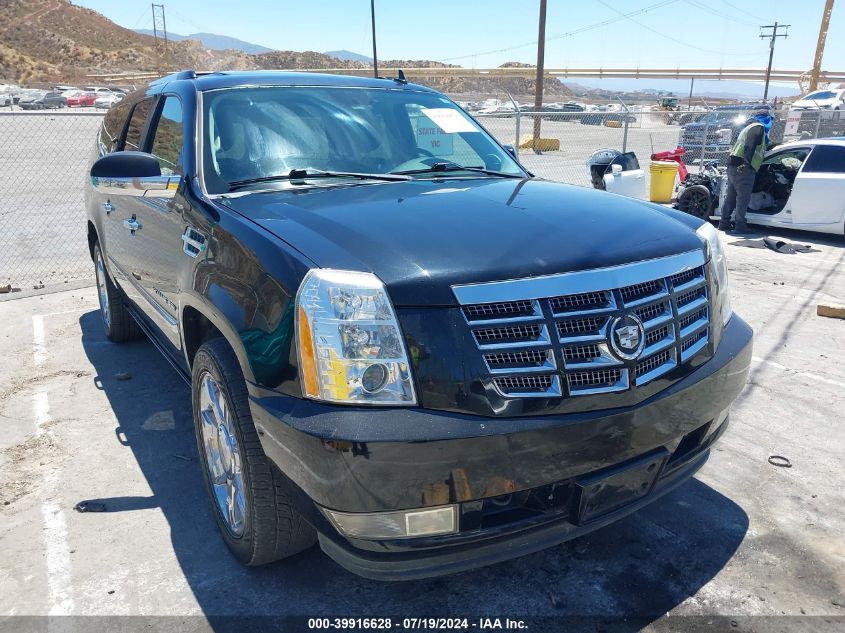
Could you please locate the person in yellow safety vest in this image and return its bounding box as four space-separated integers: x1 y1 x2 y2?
718 109 774 235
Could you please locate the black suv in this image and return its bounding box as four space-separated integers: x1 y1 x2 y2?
86 70 752 580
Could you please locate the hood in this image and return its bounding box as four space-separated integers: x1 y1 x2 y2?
220 178 704 306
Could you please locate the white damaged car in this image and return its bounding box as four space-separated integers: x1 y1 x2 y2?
713 138 845 236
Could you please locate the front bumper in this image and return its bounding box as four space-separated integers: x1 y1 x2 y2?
250 315 752 579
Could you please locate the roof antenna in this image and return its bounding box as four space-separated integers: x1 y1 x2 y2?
394 69 407 85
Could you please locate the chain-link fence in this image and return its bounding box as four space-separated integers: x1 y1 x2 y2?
1 104 841 295
0 111 103 293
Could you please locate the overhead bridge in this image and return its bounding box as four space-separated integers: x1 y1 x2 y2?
89 67 845 85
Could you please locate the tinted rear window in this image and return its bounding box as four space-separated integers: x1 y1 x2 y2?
123 98 154 151
98 100 131 154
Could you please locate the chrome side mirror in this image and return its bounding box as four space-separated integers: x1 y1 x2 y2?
90 151 177 199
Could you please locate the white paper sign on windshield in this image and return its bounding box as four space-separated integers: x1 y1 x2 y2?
420 108 477 134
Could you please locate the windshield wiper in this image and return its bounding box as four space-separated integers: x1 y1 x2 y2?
391 163 524 178
228 168 410 191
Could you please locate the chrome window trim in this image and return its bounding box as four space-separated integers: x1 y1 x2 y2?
451 250 705 305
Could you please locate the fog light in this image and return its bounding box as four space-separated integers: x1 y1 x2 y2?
361 363 389 394
323 505 458 539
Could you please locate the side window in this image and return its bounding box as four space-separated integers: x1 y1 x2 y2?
150 96 184 176
802 145 845 174
98 100 131 154
123 98 154 151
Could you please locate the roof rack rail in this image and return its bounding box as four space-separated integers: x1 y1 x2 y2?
150 69 196 86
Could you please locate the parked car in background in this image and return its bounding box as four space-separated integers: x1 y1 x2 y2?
790 88 845 111
67 91 97 107
84 86 116 95
679 104 784 164
711 138 845 235
85 69 751 579
19 91 66 109
95 93 123 109
17 90 47 108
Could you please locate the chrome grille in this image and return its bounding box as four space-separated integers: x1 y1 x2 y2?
453 251 711 399
494 374 559 395
645 325 669 348
636 349 672 379
473 324 543 345
550 291 611 314
635 300 670 323
562 343 601 363
557 316 608 336
463 300 536 320
568 368 623 390
620 279 665 304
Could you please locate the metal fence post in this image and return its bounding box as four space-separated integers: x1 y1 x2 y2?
700 116 710 174
618 97 629 153
507 91 521 155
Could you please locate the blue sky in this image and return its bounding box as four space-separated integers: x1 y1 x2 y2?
74 0 842 93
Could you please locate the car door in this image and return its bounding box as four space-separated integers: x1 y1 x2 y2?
103 97 155 307
128 94 188 351
788 144 845 230
746 146 810 225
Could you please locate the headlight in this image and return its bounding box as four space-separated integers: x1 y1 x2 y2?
295 269 417 405
696 222 732 325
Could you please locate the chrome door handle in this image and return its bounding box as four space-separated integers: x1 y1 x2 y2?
102 201 113 214
123 217 142 233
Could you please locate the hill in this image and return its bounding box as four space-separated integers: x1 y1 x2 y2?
325 50 373 63
135 29 273 55
0 0 569 98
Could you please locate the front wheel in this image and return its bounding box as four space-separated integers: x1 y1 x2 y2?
677 184 714 219
192 338 316 566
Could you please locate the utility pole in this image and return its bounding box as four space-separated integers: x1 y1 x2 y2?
151 3 168 76
532 0 547 152
370 0 379 78
760 22 789 101
809 0 834 92
687 77 694 110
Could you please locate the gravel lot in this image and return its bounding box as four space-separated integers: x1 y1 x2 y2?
1 225 843 632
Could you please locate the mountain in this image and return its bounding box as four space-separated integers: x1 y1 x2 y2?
325 50 372 63
135 29 273 55
0 0 569 98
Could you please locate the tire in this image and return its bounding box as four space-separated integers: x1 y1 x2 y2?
192 338 316 566
93 241 142 342
677 184 714 219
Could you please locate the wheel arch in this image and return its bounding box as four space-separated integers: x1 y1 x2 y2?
180 300 256 384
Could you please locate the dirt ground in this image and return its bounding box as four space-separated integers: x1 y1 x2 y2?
0 226 844 633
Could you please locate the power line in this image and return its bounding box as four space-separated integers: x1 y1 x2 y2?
441 0 680 62
596 0 763 57
716 0 768 22
684 0 758 27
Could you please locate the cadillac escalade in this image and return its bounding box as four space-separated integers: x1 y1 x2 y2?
85 70 753 580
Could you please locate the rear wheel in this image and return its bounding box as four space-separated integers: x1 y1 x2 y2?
678 184 714 219
192 338 316 566
93 241 142 342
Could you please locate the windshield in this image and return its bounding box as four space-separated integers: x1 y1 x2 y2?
201 86 523 193
802 91 837 101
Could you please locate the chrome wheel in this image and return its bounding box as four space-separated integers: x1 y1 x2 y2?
95 249 110 329
199 371 246 537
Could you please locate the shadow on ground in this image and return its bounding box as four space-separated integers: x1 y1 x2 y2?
78 309 748 626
